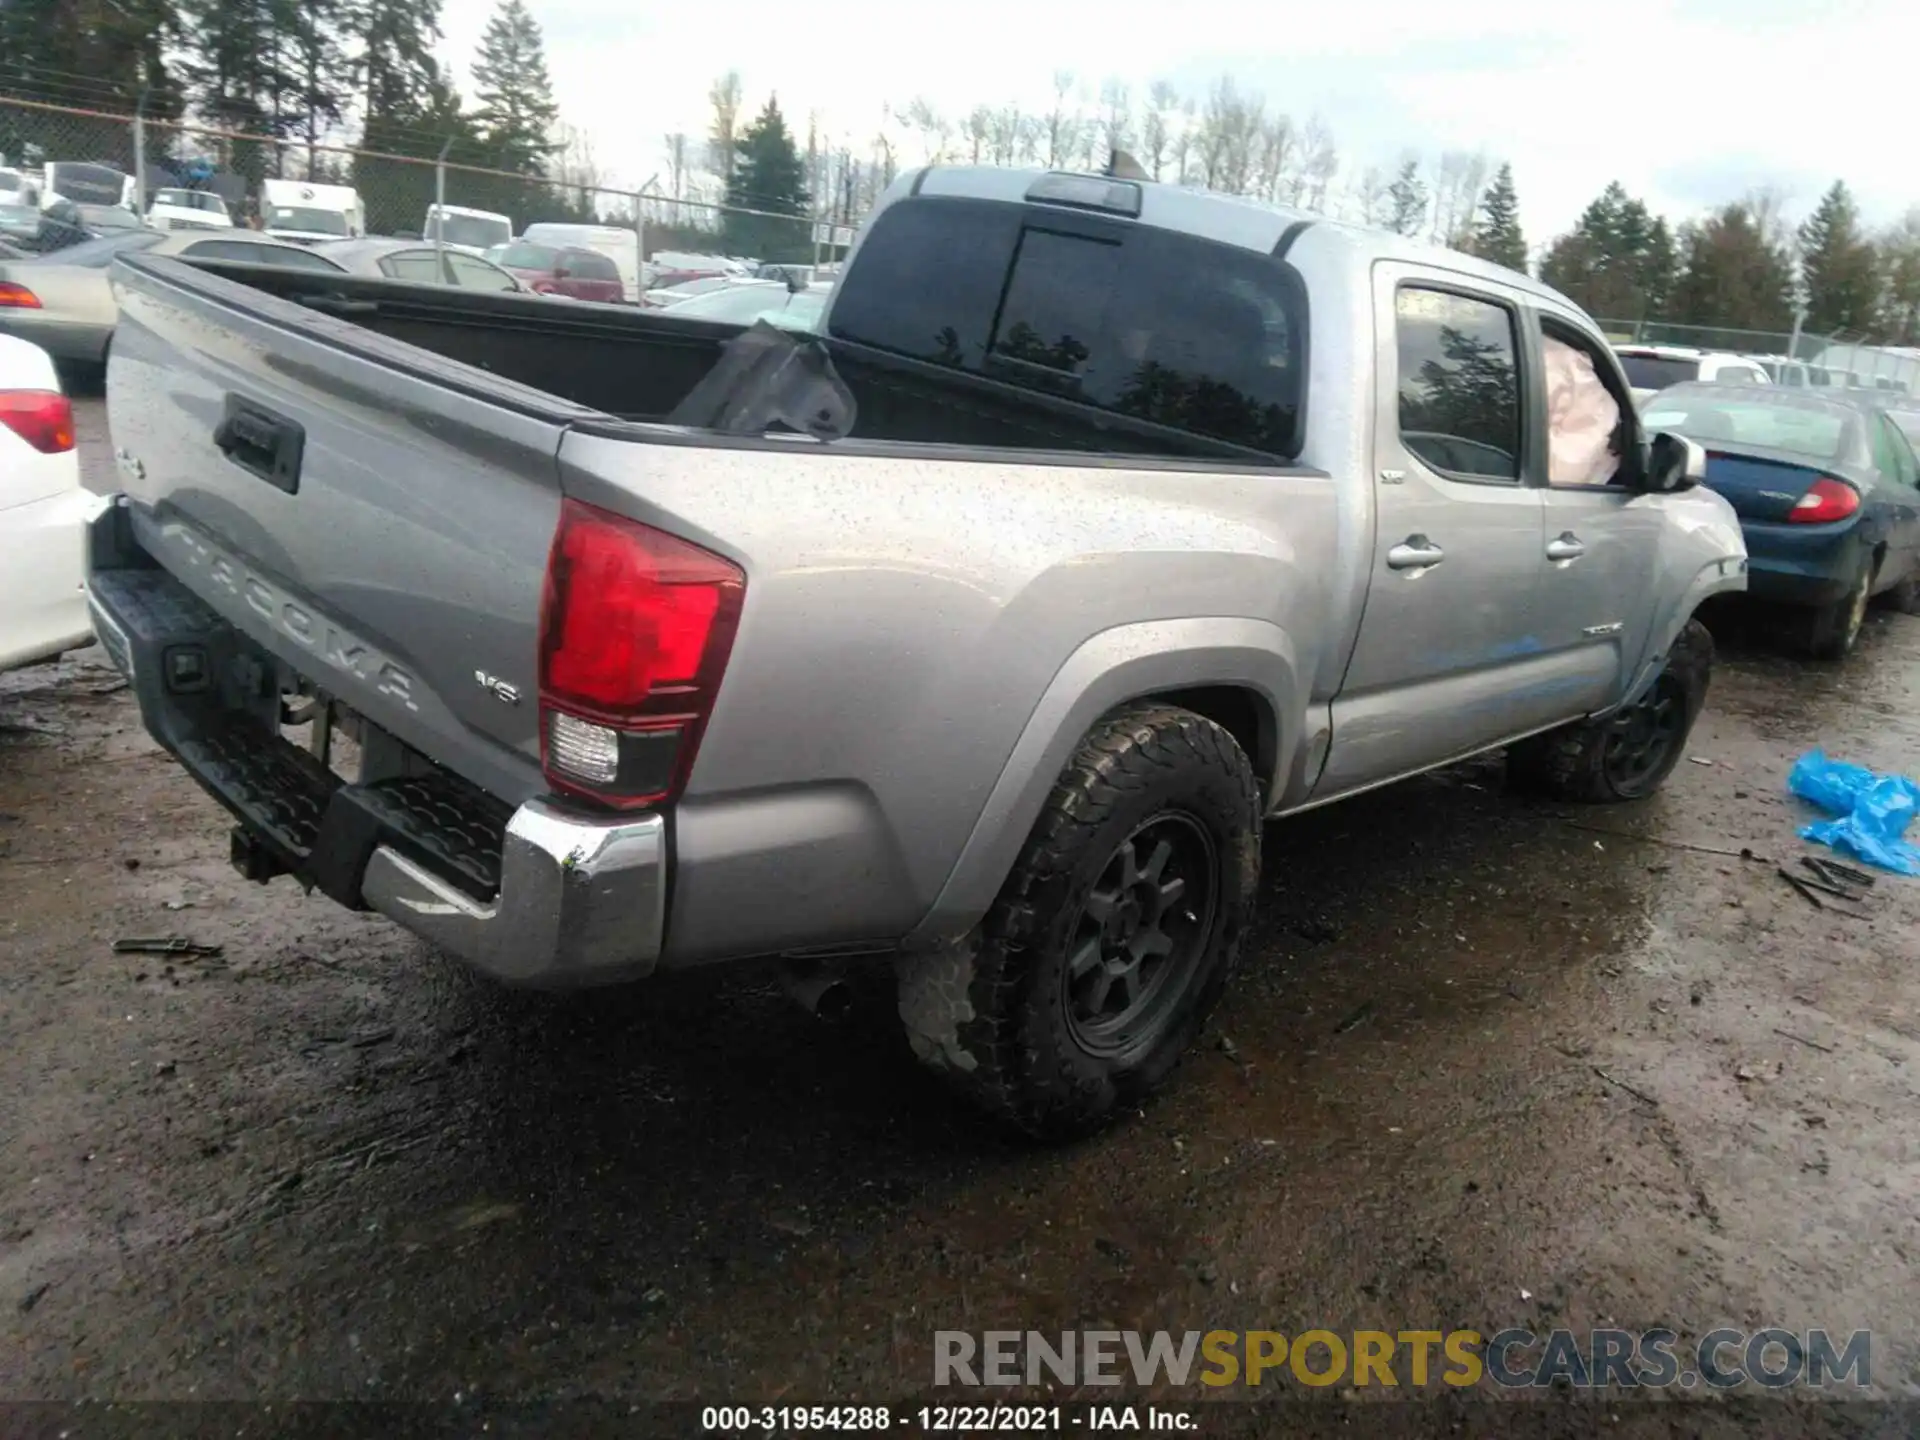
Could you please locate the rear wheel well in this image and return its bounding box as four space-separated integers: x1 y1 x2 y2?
1141 685 1274 803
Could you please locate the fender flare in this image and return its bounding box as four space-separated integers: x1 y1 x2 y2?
1612 555 1746 714
902 616 1304 948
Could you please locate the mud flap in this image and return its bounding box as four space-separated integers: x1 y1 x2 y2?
665 321 856 440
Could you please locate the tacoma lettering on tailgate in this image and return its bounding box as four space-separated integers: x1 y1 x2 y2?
155 519 420 712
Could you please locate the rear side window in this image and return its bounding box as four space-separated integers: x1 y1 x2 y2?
501 241 559 269
1394 287 1521 480
827 197 1304 455
382 250 447 283
566 250 620 281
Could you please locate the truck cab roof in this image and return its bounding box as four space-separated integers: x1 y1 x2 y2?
901 164 1556 299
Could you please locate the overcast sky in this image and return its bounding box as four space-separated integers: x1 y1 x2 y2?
437 0 1914 244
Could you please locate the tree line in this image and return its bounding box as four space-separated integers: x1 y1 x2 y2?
682 70 1920 345
0 0 581 234
2 4 1915 325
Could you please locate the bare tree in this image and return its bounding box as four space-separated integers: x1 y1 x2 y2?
1195 76 1265 195
963 106 992 165
1046 69 1080 168
1299 117 1339 212
1349 165 1390 227
987 104 1023 166
901 96 950 165
664 132 692 203
1746 184 1796 252
1142 81 1180 180
1252 113 1295 202
707 72 744 185
1425 150 1490 246
1098 78 1133 164
1173 95 1198 184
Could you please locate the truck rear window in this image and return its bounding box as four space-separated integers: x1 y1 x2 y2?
1617 354 1701 391
828 196 1305 457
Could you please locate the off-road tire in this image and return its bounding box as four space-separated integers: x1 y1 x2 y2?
1507 618 1714 804
1803 553 1874 660
896 704 1261 1141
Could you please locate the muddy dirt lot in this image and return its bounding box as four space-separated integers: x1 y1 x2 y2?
3 401 1918 1434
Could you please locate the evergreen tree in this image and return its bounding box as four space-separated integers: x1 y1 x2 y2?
0 0 183 168
1467 162 1527 271
1385 158 1427 237
470 0 558 175
273 0 353 168
724 96 812 261
180 0 298 183
1537 181 1677 321
1797 181 1881 335
1669 202 1796 333
350 0 443 123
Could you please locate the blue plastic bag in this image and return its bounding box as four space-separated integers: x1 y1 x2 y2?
1787 750 1920 876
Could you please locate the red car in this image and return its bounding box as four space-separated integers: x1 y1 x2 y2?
491 241 624 303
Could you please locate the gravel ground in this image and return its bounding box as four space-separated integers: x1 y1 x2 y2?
2 400 1918 1436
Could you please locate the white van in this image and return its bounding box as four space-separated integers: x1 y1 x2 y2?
262 179 364 244
424 204 513 256
519 223 642 303
146 188 233 232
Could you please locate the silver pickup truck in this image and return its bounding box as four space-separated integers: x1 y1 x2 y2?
88 165 1747 1137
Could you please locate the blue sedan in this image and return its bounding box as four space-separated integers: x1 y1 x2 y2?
1640 383 1920 658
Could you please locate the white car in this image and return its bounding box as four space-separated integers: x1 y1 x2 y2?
1614 345 1772 405
0 334 103 671
146 187 233 232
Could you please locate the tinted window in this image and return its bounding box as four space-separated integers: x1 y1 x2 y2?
1395 287 1521 480
827 197 1304 454
58 231 165 267
1640 389 1849 462
381 250 448 283
563 250 620 281
182 239 343 272
448 254 517 291
501 241 559 269
1617 354 1701 391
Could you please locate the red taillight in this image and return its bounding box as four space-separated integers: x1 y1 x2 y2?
1787 477 1860 524
0 390 74 453
0 281 42 309
537 498 744 808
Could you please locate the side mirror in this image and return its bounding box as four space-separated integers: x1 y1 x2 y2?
554 265 572 279
1644 431 1706 494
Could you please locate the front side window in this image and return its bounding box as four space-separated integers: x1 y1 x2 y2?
827 197 1304 454
1395 287 1521 480
381 250 449 283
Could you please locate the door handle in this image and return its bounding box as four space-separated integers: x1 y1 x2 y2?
1386 536 1446 571
1545 532 1586 562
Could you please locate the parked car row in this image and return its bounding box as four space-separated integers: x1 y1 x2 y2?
1637 381 1920 657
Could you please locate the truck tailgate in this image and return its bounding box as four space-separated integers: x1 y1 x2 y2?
106 255 592 804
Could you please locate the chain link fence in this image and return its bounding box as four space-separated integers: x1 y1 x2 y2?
0 94 841 272
1597 316 1920 390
